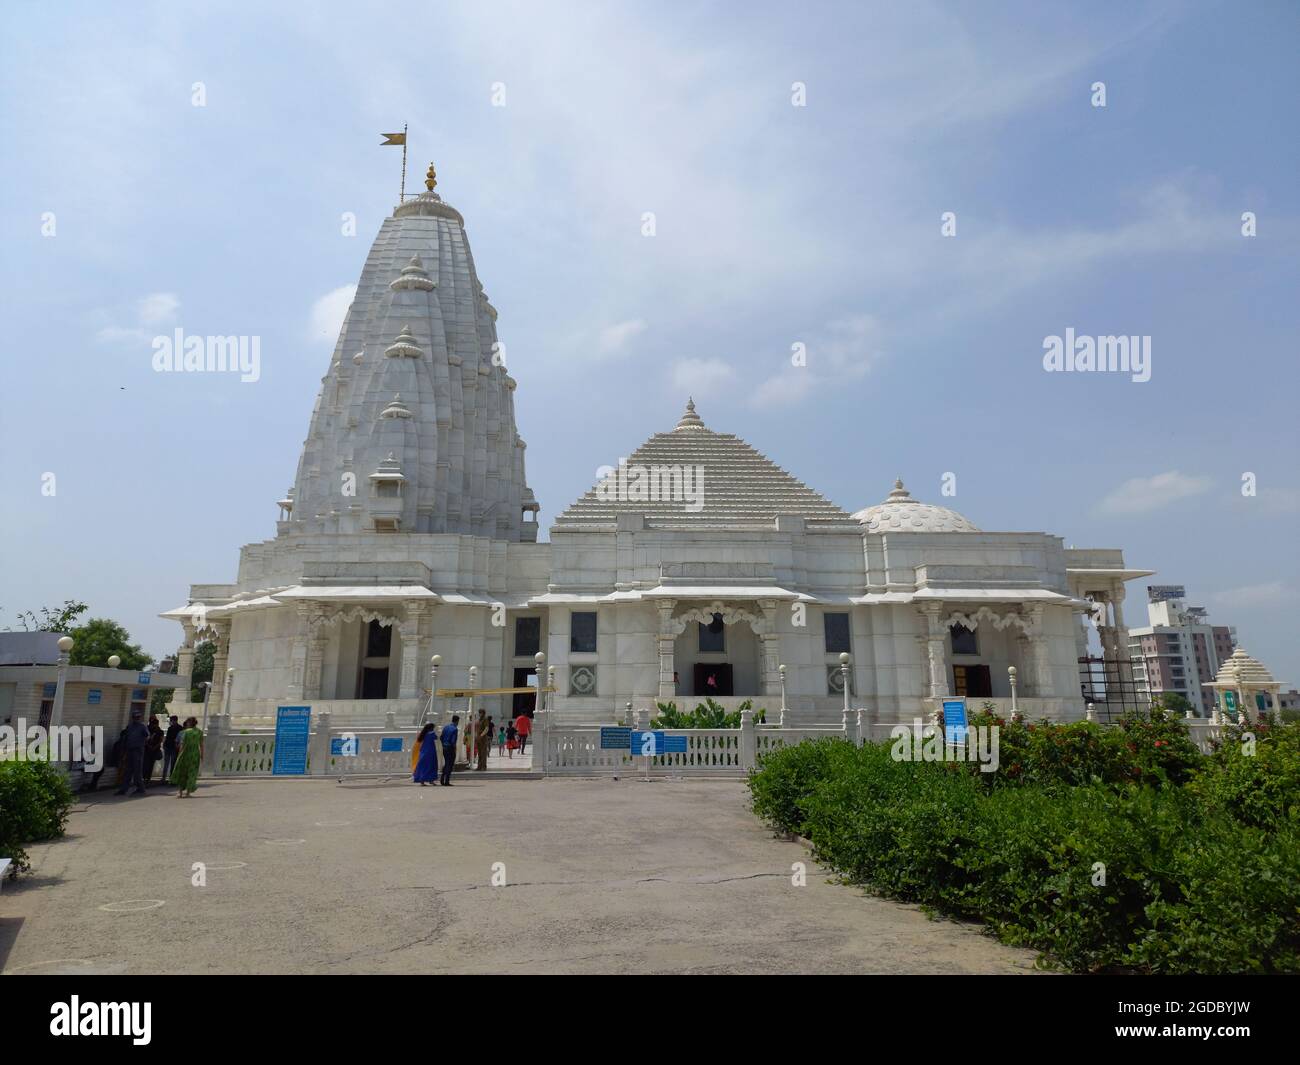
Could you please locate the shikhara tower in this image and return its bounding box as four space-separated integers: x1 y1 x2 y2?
291 165 538 540
164 165 1150 731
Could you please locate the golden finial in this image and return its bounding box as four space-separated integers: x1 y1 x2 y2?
424 163 437 192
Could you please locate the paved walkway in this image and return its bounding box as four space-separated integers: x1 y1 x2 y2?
1 777 1040 974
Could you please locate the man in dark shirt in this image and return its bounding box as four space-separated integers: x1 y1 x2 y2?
439 715 460 786
115 709 149 796
162 715 181 781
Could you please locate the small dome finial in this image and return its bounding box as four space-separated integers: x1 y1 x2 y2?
675 397 704 430
886 479 912 502
424 163 437 192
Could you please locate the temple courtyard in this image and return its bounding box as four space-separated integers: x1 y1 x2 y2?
0 778 1040 975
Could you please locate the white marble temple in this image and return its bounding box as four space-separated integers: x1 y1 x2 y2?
164 178 1151 727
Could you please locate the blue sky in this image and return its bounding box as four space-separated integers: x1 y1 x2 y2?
2 1 1297 683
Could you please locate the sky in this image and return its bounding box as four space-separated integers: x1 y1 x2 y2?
1 1 1297 683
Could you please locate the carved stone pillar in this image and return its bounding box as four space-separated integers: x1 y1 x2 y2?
918 604 950 699
208 621 232 713
399 601 430 700
757 598 781 697
657 600 677 700
304 616 329 701
170 621 197 706
286 604 311 702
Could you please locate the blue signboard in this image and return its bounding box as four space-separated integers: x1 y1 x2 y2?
380 737 404 753
131 688 148 701
663 735 688 754
942 698 969 746
330 736 357 757
272 706 312 775
42 683 57 698
630 730 664 756
87 689 102 705
137 673 151 685
600 727 632 750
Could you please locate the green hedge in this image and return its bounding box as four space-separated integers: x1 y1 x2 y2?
748 721 1300 973
0 760 76 878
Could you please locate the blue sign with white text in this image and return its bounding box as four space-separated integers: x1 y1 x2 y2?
87 689 102 705
663 735 688 753
630 730 664 756
600 727 632 750
137 673 151 685
273 705 312 775
380 737 403 753
942 698 969 746
330 736 357 757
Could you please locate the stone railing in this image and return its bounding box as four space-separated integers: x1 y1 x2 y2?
204 713 427 778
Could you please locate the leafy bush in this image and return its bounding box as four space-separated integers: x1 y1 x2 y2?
1186 719 1300 829
748 733 1300 973
964 705 1203 791
748 737 853 836
650 698 765 730
0 759 76 877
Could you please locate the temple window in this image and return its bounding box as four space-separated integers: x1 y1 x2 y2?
950 624 978 656
823 612 851 654
570 611 597 653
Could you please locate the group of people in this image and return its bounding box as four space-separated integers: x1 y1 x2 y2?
98 710 204 797
409 708 533 786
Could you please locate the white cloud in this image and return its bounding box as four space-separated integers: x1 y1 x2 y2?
596 318 648 357
1096 471 1212 515
95 292 180 345
670 357 736 398
750 314 883 408
751 371 815 409
138 292 180 325
1211 582 1289 609
310 285 357 345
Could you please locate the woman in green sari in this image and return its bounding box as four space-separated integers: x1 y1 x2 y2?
170 716 204 797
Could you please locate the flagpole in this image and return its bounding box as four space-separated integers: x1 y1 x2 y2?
400 122 408 202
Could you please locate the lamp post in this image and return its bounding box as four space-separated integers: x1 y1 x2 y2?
467 666 478 764
429 654 441 724
839 652 851 715
534 651 546 715
1008 665 1018 719
107 655 121 669
225 668 235 719
200 681 213 731
779 664 788 726
49 635 74 732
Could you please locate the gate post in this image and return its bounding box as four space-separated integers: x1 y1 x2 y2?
310 710 332 776
739 707 756 771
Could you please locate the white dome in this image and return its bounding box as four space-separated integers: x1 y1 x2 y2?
852 479 980 533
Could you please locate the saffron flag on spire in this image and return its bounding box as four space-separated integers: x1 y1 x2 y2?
380 132 406 145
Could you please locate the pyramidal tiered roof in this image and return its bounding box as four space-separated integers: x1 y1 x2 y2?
1211 647 1276 687
554 399 854 528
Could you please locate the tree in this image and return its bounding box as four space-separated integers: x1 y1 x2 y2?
67 618 151 671
3 599 88 633
1152 692 1196 718
189 640 214 702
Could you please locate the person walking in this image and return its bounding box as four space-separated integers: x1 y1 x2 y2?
439 715 460 786
142 715 165 786
170 716 204 797
115 709 149 796
514 711 532 756
162 715 181 781
497 721 506 756
475 710 491 771
505 720 517 758
412 722 439 785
